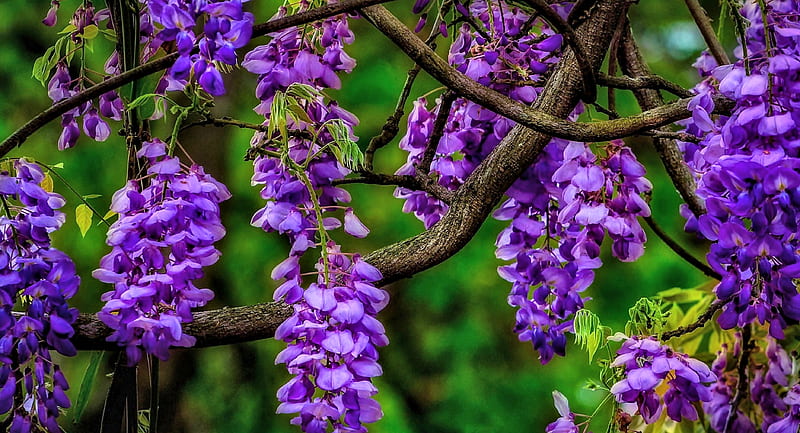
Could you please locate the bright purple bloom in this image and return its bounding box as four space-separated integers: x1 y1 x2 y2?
94 139 230 365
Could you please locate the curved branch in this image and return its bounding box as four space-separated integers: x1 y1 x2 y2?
596 72 694 98
617 24 708 216
332 172 454 203
70 303 293 350
0 0 394 158
360 0 629 285
660 299 726 340
71 0 632 350
359 5 734 143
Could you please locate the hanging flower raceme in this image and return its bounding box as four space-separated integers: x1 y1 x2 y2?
681 0 800 339
145 0 254 95
610 336 716 424
274 246 388 433
93 139 230 365
0 159 80 432
496 140 651 364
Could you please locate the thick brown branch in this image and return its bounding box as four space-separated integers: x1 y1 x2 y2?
617 25 708 216
0 0 394 158
69 303 293 350
359 5 733 143
360 0 628 285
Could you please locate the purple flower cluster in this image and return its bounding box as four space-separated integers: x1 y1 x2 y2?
243 12 390 431
243 12 355 115
681 0 800 339
47 3 118 150
0 160 79 432
93 139 230 365
146 0 254 95
704 335 800 433
496 141 651 363
274 247 388 433
545 391 583 433
610 337 716 424
395 0 566 227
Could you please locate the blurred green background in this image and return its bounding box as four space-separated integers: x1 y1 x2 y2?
0 1 733 432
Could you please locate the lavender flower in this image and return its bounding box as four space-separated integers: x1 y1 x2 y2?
0 159 79 432
94 139 230 364
610 337 715 424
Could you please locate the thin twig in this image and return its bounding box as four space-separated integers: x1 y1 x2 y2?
661 299 727 340
360 5 735 143
641 129 701 143
419 91 457 173
332 172 454 203
617 24 708 216
684 0 731 66
642 215 719 280
596 72 694 98
364 0 451 170
724 325 752 433
518 0 597 102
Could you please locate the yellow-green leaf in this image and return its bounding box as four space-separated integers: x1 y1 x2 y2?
40 172 54 193
82 25 99 40
76 204 92 237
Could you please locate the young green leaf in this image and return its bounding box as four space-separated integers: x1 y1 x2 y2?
76 204 93 237
573 309 603 363
73 351 105 424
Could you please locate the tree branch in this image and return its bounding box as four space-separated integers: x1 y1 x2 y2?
359 5 734 144
660 298 726 340
642 215 719 280
617 24 708 216
0 0 395 158
69 0 632 351
419 91 457 173
69 303 293 350
364 1 450 170
684 0 730 66
518 0 597 102
332 172 454 203
596 72 694 98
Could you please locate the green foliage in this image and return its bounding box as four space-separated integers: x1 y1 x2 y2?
625 298 667 336
73 352 105 424
75 203 93 237
573 309 606 363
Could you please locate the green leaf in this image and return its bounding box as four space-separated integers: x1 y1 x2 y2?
657 287 706 304
573 309 603 363
59 24 78 35
82 194 102 200
82 24 99 40
40 172 54 193
72 352 104 424
324 119 364 171
76 204 93 237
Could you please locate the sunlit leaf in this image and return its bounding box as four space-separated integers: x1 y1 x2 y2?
76 204 93 237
